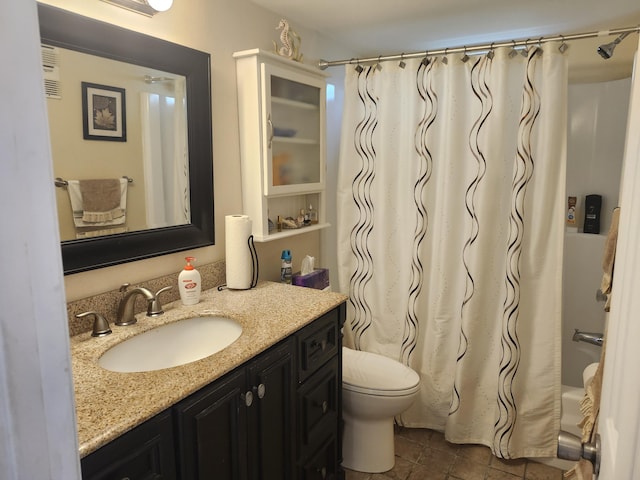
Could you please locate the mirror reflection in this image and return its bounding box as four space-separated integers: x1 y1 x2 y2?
47 46 190 241
39 3 214 274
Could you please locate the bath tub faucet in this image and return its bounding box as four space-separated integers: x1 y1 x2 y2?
572 329 603 347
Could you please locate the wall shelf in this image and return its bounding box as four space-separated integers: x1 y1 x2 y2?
234 48 328 241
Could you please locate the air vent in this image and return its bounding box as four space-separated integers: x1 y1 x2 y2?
41 44 61 99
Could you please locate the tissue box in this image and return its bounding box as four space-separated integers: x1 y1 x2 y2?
292 268 329 290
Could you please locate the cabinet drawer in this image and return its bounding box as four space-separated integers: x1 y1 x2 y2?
297 434 339 480
298 309 339 382
297 357 339 455
81 410 175 480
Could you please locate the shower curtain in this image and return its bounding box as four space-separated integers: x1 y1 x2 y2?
336 44 567 458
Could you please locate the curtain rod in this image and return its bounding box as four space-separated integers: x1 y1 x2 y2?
318 26 640 69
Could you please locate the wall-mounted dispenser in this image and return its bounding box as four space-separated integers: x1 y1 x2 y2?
583 194 602 234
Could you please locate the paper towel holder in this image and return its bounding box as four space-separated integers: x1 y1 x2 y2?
218 235 259 291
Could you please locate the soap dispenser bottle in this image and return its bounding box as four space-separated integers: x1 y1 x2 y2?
178 256 201 305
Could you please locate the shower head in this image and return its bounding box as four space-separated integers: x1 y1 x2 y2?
597 32 630 59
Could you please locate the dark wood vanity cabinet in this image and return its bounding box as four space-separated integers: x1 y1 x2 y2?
174 340 295 480
80 410 176 480
295 306 344 480
80 303 345 480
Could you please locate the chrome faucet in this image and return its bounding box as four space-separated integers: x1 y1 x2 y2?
115 284 156 326
572 329 604 347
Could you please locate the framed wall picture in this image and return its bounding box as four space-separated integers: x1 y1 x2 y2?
81 82 127 141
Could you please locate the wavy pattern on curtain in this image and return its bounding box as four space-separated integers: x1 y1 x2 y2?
493 49 543 455
348 66 378 350
401 59 437 365
337 44 567 458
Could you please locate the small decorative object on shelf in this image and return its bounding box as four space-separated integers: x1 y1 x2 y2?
273 18 303 62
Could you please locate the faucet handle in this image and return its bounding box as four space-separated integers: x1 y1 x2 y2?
148 286 173 317
76 311 112 337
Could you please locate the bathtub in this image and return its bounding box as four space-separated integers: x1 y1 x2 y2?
536 362 599 470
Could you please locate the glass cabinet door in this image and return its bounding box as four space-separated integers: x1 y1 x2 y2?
261 63 325 196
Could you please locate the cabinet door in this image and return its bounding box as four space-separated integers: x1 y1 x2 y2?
246 340 295 480
297 357 339 461
80 410 176 480
261 62 326 196
174 370 248 480
297 435 340 480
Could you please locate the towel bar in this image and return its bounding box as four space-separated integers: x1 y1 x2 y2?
54 176 133 188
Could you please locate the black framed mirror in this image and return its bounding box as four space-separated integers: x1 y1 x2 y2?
38 3 214 275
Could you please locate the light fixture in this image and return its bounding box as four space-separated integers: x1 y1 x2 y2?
147 0 173 11
100 0 173 17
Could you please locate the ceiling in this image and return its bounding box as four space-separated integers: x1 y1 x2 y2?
251 0 640 58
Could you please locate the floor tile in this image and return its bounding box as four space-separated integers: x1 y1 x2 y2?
345 468 371 480
395 435 425 463
457 444 493 465
396 426 433 446
407 462 448 480
486 467 523 480
449 456 489 480
490 456 527 476
525 461 565 480
344 427 566 480
416 446 456 475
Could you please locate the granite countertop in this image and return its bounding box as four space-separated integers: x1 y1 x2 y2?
70 281 347 458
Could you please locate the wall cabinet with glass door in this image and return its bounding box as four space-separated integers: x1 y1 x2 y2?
234 49 329 241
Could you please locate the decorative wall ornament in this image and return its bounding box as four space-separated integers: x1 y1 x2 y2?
273 18 303 62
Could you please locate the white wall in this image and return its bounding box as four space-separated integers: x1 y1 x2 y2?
562 77 631 386
37 0 353 300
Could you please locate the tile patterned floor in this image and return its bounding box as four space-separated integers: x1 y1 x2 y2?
344 427 566 480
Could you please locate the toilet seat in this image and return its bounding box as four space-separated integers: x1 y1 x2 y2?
342 347 420 397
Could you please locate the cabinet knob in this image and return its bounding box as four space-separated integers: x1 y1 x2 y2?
254 383 266 399
241 390 253 407
314 399 329 414
311 339 328 351
267 115 274 148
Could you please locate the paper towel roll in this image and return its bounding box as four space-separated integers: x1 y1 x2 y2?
225 215 254 289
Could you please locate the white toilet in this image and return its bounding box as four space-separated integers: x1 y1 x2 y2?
341 346 420 473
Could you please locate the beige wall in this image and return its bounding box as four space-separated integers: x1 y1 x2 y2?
39 0 351 301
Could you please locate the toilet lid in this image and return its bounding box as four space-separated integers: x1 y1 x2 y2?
342 347 420 396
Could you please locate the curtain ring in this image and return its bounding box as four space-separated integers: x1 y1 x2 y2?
421 54 430 67
354 58 363 73
399 53 406 69
442 47 449 64
376 55 383 71
559 35 569 53
509 39 518 58
487 42 495 60
535 37 544 56
461 46 470 63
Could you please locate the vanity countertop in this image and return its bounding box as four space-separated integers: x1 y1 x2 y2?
70 281 347 458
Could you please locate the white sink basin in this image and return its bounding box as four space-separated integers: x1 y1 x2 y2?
98 316 242 373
